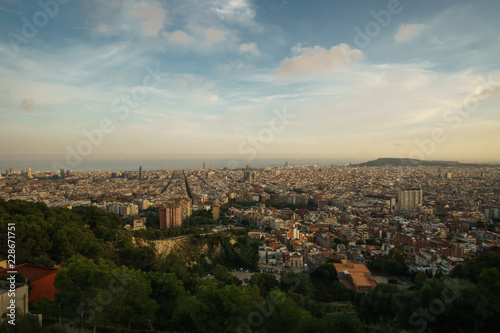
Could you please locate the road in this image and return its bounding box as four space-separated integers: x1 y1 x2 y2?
230 270 281 284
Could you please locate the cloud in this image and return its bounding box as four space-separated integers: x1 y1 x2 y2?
0 5 22 15
395 24 426 42
21 98 35 110
210 0 255 25
474 85 500 100
204 27 227 44
162 26 229 50
166 30 195 44
239 42 259 56
276 44 363 79
89 0 166 37
126 3 167 36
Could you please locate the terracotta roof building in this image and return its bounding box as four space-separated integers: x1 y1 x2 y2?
333 259 377 293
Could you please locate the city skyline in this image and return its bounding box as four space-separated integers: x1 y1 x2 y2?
1 0 500 162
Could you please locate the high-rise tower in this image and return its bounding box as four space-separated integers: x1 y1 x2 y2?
397 189 423 212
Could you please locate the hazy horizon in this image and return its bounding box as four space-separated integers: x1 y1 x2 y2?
2 153 499 173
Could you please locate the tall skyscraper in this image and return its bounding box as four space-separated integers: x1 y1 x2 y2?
60 168 65 179
211 161 214 170
203 161 206 169
285 161 288 167
398 189 423 212
139 166 143 180
159 198 192 229
27 168 32 179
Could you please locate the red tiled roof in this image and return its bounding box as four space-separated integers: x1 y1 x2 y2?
0 264 57 281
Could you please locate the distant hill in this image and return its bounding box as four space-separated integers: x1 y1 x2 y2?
353 157 497 168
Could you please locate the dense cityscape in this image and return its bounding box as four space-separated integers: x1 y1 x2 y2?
2 162 499 269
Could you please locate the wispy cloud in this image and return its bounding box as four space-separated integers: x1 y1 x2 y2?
239 42 259 56
209 0 255 25
0 5 22 15
276 44 363 79
164 30 195 44
87 0 166 37
395 24 426 42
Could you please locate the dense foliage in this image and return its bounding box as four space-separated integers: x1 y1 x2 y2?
354 251 500 332
2 199 500 332
0 200 114 263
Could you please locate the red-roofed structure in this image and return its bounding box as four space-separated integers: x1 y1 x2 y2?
0 264 59 303
333 259 377 293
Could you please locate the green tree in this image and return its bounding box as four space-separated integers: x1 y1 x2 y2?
477 268 500 322
183 279 261 332
320 313 365 333
212 264 242 286
249 272 279 297
118 244 157 270
146 271 186 330
105 268 158 332
262 290 312 333
54 255 115 329
0 313 43 333
279 271 312 298
404 278 488 332
450 250 500 283
27 255 56 267
354 283 400 325
0 200 115 264
54 255 157 332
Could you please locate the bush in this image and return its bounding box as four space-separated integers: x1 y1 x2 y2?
388 278 398 284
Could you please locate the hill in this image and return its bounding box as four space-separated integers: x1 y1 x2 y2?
353 157 496 168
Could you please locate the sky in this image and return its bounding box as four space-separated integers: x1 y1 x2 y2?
1 0 499 167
